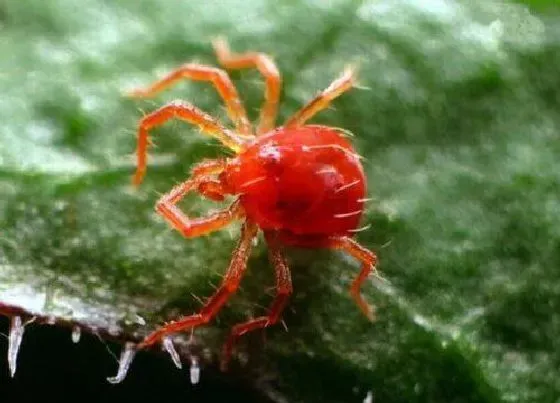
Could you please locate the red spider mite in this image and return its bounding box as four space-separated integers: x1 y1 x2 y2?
128 38 378 369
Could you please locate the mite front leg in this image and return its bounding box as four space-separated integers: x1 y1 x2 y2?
329 236 378 320
212 38 281 134
284 67 355 128
138 221 258 349
221 231 293 370
196 178 227 202
127 64 252 136
132 100 246 186
153 159 240 238
156 183 243 239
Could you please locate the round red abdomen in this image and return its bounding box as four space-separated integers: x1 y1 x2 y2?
225 125 366 239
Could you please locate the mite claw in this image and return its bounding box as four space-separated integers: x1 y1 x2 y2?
360 301 376 322
132 169 145 187
163 337 182 369
8 316 25 378
107 342 137 384
189 356 200 385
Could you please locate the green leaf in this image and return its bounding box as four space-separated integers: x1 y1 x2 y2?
1 0 559 401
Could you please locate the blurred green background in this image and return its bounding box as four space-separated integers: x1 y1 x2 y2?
1 0 559 401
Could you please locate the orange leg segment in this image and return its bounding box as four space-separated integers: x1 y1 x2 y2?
328 236 378 321
156 188 242 239
285 67 355 128
153 159 242 238
213 38 281 135
221 231 292 370
276 232 377 320
127 64 252 136
138 221 259 350
196 179 227 202
132 100 246 186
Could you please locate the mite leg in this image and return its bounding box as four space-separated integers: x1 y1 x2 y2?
154 159 242 238
221 231 292 370
127 64 252 135
212 38 281 134
328 236 378 320
284 67 355 128
196 178 227 202
157 186 243 239
188 159 231 202
132 100 247 186
137 221 259 349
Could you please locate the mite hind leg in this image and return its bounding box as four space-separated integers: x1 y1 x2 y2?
221 231 292 370
137 221 258 349
328 236 378 320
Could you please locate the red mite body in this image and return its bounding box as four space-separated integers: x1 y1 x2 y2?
225 125 366 244
112 39 379 382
